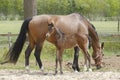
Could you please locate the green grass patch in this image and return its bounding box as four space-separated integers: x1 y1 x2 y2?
91 21 118 33
0 21 22 34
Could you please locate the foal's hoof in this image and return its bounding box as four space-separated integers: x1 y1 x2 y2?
88 68 92 72
60 71 63 74
54 71 58 75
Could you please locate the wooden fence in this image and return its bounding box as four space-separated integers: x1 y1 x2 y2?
0 32 18 48
0 32 120 48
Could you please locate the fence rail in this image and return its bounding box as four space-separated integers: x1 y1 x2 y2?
0 32 120 48
0 33 18 36
0 32 18 48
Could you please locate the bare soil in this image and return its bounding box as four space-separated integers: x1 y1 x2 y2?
0 55 120 80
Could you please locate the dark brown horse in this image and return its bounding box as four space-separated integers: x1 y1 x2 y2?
46 13 104 74
1 14 81 72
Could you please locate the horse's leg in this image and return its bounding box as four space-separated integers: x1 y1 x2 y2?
72 46 80 72
25 44 34 71
77 35 92 72
34 43 43 71
83 50 91 72
55 48 63 74
83 47 92 72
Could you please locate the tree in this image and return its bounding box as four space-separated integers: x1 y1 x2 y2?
24 0 37 20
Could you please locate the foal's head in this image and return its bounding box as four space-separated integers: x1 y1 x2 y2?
46 22 55 38
92 42 104 69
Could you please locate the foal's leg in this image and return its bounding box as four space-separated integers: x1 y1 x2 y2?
25 44 34 71
34 43 43 71
72 46 80 72
59 49 63 74
55 48 63 74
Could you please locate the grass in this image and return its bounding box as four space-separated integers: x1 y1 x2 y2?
0 20 120 70
91 21 119 33
0 21 22 34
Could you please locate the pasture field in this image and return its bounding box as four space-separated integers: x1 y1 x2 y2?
0 21 22 34
0 20 120 72
0 20 119 34
91 21 119 33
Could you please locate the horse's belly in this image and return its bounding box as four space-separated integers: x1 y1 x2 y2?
57 37 77 49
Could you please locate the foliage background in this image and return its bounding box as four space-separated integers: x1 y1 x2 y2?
0 0 120 20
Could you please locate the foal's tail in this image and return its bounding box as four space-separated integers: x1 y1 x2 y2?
1 18 32 64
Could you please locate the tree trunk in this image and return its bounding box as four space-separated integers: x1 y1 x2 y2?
24 0 37 20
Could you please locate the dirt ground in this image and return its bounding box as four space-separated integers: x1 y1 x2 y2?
0 55 120 80
102 55 120 72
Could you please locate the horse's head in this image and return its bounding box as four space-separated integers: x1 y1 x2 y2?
46 17 63 38
46 22 55 38
92 42 104 69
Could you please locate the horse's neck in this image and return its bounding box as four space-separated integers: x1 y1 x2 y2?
88 25 100 53
92 40 100 53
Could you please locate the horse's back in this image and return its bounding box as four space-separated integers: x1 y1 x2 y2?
50 13 89 35
28 15 51 42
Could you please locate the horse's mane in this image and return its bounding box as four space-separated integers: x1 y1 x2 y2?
88 24 99 42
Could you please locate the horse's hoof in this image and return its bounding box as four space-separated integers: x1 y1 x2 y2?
74 70 79 73
41 66 44 70
72 65 80 72
88 68 92 72
77 67 80 72
83 65 87 72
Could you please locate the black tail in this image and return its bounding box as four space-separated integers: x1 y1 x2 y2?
4 18 32 64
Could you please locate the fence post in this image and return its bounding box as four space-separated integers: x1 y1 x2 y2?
8 32 12 48
118 18 120 32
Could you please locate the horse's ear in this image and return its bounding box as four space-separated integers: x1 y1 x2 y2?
101 42 104 49
48 22 54 27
